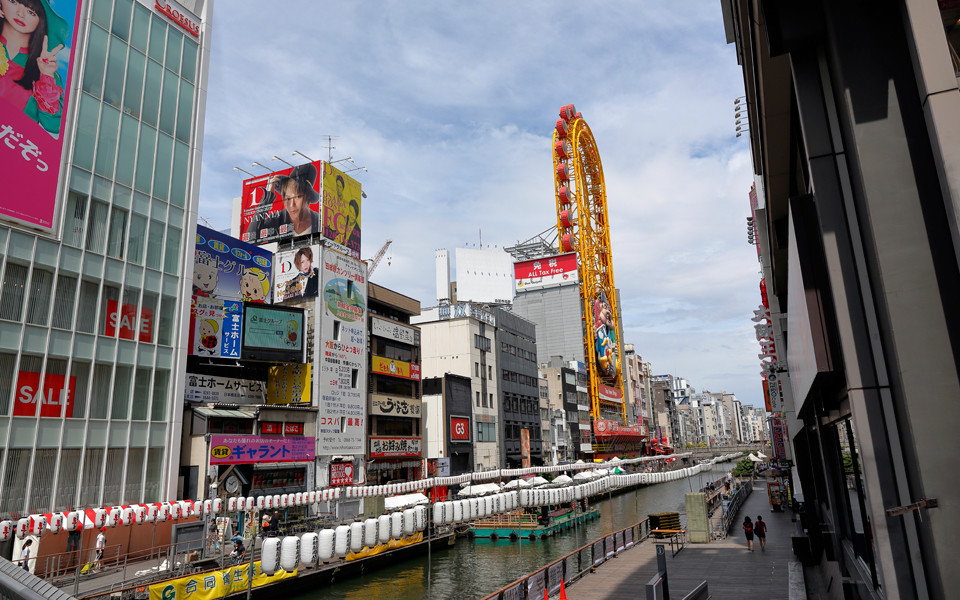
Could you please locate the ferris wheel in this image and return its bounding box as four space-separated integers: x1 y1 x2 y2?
553 104 627 425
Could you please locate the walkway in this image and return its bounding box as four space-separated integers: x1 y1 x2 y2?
563 482 805 600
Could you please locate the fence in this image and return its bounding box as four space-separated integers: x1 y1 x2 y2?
712 478 752 541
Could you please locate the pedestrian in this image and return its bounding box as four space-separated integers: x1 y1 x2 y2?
269 510 280 535
755 515 767 551
94 527 106 571
742 516 754 551
18 539 33 572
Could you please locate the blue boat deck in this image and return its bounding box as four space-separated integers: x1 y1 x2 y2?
470 508 600 541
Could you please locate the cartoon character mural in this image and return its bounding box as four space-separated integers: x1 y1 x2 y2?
193 262 218 297
593 291 620 383
240 268 269 303
196 318 219 355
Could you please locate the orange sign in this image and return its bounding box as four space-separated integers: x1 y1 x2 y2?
520 428 531 468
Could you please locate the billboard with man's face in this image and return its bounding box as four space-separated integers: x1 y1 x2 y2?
240 160 323 245
0 0 84 233
321 163 361 258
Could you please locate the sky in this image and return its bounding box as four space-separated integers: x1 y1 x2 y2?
197 2 763 407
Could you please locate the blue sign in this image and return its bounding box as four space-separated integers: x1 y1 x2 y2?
194 225 274 303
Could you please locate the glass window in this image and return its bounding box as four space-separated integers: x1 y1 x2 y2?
103 35 127 107
76 280 99 334
52 274 77 329
131 3 150 52
141 291 158 329
89 363 112 419
131 368 151 420
79 448 105 506
165 28 182 74
99 284 120 336
181 39 197 83
142 60 162 126
153 133 173 201
176 79 193 142
123 48 145 118
85 199 109 254
56 449 81 508
103 448 124 503
158 295 175 345
111 365 131 419
107 207 128 259
476 391 480 407
127 213 147 265
115 114 139 187
73 94 100 171
0 352 14 416
146 220 164 270
135 123 156 193
91 0 112 28
0 262 28 322
163 225 181 275
124 447 145 503
158 70 177 134
64 191 88 248
151 370 169 420
170 141 189 207
82 25 108 97
25 267 53 326
94 103 120 177
148 14 166 63
1 449 30 514
69 360 91 419
111 0 132 40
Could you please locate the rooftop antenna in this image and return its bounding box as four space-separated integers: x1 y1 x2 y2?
322 135 339 162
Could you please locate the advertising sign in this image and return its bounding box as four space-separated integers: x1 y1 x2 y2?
184 374 265 404
104 300 153 342
369 436 421 458
598 383 622 403
370 317 419 345
371 356 420 381
240 160 322 246
274 245 320 302
593 419 645 438
514 252 579 291
0 0 82 233
241 304 305 362
267 363 310 405
209 434 315 465
329 462 354 486
317 249 368 454
450 416 471 441
771 417 787 459
321 162 362 258
520 428 531 468
13 372 75 417
370 394 421 417
194 225 273 302
190 298 243 358
148 561 296 600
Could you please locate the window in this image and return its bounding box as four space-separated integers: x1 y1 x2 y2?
89 363 112 419
488 365 492 380
482 393 487 408
76 280 99 334
52 274 77 329
0 352 15 415
475 362 480 378
107 207 128 259
99 284 120 336
131 368 151 420
85 199 110 254
69 361 91 419
158 294 175 345
25 267 53 326
503 369 509 381
127 213 146 265
151 370 169 421
163 225 181 274
489 393 494 408
0 263 28 321
476 422 497 442
476 391 480 407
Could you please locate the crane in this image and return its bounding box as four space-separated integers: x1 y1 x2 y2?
365 239 393 278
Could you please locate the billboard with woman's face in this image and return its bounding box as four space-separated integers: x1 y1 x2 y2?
321 162 361 258
0 0 83 233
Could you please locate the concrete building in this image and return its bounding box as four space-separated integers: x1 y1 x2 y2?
724 1 960 596
494 309 543 468
0 0 212 517
422 374 473 476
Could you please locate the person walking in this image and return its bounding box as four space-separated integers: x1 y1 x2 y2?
17 539 33 571
94 527 106 571
268 510 280 535
755 515 768 551
742 516 755 551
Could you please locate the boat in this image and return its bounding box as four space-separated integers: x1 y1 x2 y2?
470 502 600 541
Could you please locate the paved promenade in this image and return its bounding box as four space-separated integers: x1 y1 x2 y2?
563 482 805 600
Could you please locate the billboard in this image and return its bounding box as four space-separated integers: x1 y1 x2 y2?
190 297 243 358
13 372 75 417
371 356 420 380
194 225 273 303
240 304 305 362
591 290 621 386
267 363 311 405
240 161 322 245
369 436 421 458
450 416 470 441
274 245 320 302
321 162 361 258
454 248 514 303
0 0 83 233
329 462 354 486
209 434 315 464
370 316 419 345
317 249 367 454
184 374 265 404
514 252 579 291
369 394 421 417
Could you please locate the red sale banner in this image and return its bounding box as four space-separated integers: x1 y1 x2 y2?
104 300 153 342
13 372 75 418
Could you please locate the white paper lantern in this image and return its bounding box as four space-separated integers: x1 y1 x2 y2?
333 525 350 557
273 494 281 508
244 497 255 511
264 496 273 510
363 518 379 548
105 508 119 527
15 519 28 539
301 532 319 566
433 503 445 526
120 508 133 526
280 495 288 509
47 513 64 534
203 500 212 516
318 529 335 561
65 511 81 531
212 498 222 515
377 515 391 544
133 506 146 525
257 496 266 509
280 536 300 572
415 506 427 531
307 491 316 504
390 512 403 539
452 500 463 523
228 497 238 512
403 509 416 536
349 522 363 553
0 520 12 542
156 504 169 522
260 538 281 575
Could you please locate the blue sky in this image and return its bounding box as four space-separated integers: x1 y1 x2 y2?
197 1 763 407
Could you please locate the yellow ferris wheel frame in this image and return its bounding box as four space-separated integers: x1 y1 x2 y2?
552 104 627 425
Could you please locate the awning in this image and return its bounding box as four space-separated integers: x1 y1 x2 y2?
384 493 429 510
193 406 257 419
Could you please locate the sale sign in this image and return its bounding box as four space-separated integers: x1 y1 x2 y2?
450 417 471 441
14 372 76 418
104 300 153 342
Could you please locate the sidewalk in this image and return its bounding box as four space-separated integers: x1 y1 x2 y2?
564 482 805 599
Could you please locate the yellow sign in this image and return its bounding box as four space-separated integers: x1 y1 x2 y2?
371 355 419 380
149 561 296 600
267 363 311 404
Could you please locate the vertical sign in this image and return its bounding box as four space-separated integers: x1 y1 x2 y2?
316 248 367 454
0 0 83 233
520 428 531 468
321 162 362 258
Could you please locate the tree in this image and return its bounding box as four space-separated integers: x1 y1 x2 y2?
732 456 755 477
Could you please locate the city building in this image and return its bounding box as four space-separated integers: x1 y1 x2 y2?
0 0 212 519
724 1 960 596
421 373 473 476
494 309 542 468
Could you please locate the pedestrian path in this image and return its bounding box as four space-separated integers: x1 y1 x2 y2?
563 482 805 599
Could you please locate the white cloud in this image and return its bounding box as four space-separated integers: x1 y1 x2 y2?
198 1 764 407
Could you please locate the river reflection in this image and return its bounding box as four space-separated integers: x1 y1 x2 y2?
293 462 733 600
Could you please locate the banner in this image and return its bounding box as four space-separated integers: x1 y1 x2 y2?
321 162 362 258
190 298 243 358
514 252 579 291
240 161 322 246
194 225 273 302
209 435 315 465
591 291 622 386
104 300 153 342
13 372 75 417
593 420 645 439
370 317 418 345
369 436 421 458
0 0 83 233
370 394 421 417
148 560 296 600
274 245 320 302
267 363 310 404
184 374 264 404
371 356 420 380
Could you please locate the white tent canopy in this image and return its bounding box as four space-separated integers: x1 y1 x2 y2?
530 476 550 487
748 454 763 463
551 475 573 485
384 493 429 511
503 479 532 490
458 483 501 497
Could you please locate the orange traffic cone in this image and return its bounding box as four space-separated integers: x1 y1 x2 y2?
560 578 568 600
544 586 549 600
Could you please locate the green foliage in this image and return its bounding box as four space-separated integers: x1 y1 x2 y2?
842 452 854 474
697 442 708 448
732 456 755 477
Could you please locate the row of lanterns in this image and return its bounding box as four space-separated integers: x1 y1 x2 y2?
554 103 581 253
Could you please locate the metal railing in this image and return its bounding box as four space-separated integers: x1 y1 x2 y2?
712 478 752 541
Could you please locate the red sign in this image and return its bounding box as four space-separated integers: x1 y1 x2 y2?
450 417 471 441
239 160 323 246
330 462 354 486
514 252 579 291
598 383 623 403
284 422 304 435
13 372 76 418
261 422 281 435
593 419 645 439
104 300 153 342
155 0 200 37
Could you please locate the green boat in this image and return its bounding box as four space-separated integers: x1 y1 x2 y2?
469 503 600 541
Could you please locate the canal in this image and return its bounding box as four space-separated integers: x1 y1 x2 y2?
291 461 734 600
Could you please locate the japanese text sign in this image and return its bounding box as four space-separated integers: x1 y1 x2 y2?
194 225 273 302
209 435 315 464
184 374 264 404
369 436 421 458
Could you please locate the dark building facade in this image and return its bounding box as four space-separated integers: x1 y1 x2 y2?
495 309 543 467
422 374 474 476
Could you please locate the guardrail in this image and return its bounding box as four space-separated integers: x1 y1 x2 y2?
479 518 653 600
712 478 752 541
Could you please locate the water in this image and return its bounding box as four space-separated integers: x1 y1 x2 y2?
292 462 732 600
